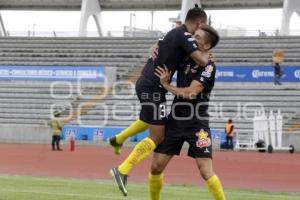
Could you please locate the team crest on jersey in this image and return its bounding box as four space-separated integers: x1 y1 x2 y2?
205 65 214 73
202 64 214 78
196 129 211 148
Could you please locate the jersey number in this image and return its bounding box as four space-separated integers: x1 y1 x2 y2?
159 104 167 118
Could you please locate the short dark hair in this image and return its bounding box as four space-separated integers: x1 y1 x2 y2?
201 25 220 50
185 4 207 23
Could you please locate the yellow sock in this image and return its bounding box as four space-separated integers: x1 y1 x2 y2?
116 119 149 144
206 175 226 200
148 173 163 200
118 137 156 175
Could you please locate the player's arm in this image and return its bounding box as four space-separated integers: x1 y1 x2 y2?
229 125 234 134
190 50 209 66
178 31 208 66
155 66 204 100
164 80 204 100
149 41 159 60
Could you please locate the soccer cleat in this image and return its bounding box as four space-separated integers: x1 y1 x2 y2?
109 137 123 155
110 167 128 196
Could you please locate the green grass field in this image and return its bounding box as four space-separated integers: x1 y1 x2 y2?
0 175 299 200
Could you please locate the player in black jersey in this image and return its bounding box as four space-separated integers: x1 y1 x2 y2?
148 35 226 199
110 5 215 196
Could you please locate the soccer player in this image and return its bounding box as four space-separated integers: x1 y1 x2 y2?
110 5 210 196
148 31 226 200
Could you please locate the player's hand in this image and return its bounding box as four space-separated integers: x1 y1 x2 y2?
155 65 171 86
149 43 159 60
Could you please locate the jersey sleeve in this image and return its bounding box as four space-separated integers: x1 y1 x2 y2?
193 62 216 90
177 30 199 56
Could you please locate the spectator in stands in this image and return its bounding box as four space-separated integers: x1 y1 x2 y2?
272 49 284 85
258 30 267 37
50 111 63 151
273 62 282 85
225 119 234 150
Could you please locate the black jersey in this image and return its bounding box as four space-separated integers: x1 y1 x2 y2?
139 25 199 88
168 58 216 130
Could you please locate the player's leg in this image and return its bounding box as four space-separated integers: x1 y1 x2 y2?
56 135 62 151
109 77 161 155
110 83 167 196
109 119 148 155
116 120 149 144
55 136 59 150
148 152 173 200
229 136 234 150
110 124 164 196
225 136 229 149
116 94 166 175
51 135 55 150
186 129 226 200
117 124 164 175
278 74 282 85
148 126 183 200
195 158 226 200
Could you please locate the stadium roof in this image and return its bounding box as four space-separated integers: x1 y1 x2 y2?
0 0 284 11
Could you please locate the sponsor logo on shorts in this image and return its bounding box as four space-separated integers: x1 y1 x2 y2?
204 148 210 153
196 129 211 148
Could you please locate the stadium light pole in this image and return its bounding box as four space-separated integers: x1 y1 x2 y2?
79 0 103 37
130 13 136 36
280 0 300 35
0 12 7 37
150 10 154 31
32 23 36 37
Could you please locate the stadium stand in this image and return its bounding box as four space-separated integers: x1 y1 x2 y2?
0 36 300 136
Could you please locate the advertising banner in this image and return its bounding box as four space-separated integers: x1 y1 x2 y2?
0 66 105 81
